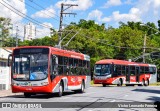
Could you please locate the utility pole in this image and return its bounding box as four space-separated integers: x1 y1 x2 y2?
16 26 18 47
0 27 2 47
58 3 78 49
143 33 146 63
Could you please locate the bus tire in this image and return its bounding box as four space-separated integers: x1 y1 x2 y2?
102 84 106 87
24 93 31 98
145 79 149 86
117 79 123 86
138 84 142 86
142 79 145 86
58 82 63 97
79 81 85 93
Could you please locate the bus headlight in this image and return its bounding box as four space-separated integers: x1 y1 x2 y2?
41 82 48 86
12 83 18 86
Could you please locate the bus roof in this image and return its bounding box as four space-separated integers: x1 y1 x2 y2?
95 59 151 67
13 46 90 61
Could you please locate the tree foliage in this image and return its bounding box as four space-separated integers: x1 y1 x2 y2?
1 17 160 69
0 17 12 46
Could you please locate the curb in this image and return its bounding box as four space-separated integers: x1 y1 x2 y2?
91 84 102 87
0 90 22 97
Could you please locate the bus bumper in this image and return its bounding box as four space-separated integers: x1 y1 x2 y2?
11 85 52 93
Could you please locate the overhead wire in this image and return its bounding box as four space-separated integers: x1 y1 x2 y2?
19 0 60 22
27 0 73 26
0 0 52 29
24 1 160 50
73 29 160 50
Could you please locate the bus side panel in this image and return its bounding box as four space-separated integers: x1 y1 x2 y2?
74 75 90 89
139 74 150 82
111 76 125 84
52 76 68 93
130 76 136 83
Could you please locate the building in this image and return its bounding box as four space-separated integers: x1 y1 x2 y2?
24 22 36 41
0 47 13 90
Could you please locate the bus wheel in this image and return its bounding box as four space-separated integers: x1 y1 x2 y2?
79 81 85 93
145 79 149 86
24 93 31 98
142 79 145 86
58 82 63 97
117 79 122 86
102 84 106 87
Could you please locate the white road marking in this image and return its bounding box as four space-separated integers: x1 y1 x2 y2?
155 94 160 97
59 97 72 100
83 92 97 95
110 100 116 102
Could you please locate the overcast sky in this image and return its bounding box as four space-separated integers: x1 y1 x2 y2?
0 0 160 39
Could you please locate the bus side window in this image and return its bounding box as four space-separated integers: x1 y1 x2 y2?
52 55 58 75
69 58 73 75
112 65 118 77
50 55 58 80
130 66 135 76
63 57 68 75
58 56 63 75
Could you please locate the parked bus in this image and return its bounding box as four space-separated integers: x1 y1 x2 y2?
93 59 157 87
8 46 90 97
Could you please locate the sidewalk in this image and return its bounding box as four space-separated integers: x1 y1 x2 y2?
0 89 22 97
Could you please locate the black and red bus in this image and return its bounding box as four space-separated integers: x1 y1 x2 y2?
93 59 157 87
8 46 90 97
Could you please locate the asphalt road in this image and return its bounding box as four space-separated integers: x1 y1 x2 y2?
0 85 160 111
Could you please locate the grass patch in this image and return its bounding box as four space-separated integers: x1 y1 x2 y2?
149 82 160 86
90 80 94 85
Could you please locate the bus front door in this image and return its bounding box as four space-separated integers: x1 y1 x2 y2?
126 66 130 83
135 67 140 83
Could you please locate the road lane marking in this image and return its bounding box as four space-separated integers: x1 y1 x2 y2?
124 95 128 97
59 97 72 100
155 94 160 97
110 100 116 102
83 92 97 95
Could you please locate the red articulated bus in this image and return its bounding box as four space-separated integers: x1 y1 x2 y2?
93 59 157 87
8 46 90 97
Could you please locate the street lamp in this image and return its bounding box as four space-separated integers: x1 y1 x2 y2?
140 23 160 33
140 23 160 63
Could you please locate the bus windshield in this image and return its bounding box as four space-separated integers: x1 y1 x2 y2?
94 64 110 75
13 54 48 81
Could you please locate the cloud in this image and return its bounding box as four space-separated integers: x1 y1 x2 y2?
0 0 26 23
55 0 93 11
31 6 56 18
103 0 122 8
132 0 160 24
112 8 141 22
124 0 136 5
87 9 111 22
89 0 160 27
87 7 141 26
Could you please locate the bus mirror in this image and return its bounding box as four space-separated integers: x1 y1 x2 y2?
8 54 12 66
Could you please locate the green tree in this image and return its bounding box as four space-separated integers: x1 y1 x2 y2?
0 17 12 47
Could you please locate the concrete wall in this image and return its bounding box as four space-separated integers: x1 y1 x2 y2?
0 66 11 90
0 48 12 90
